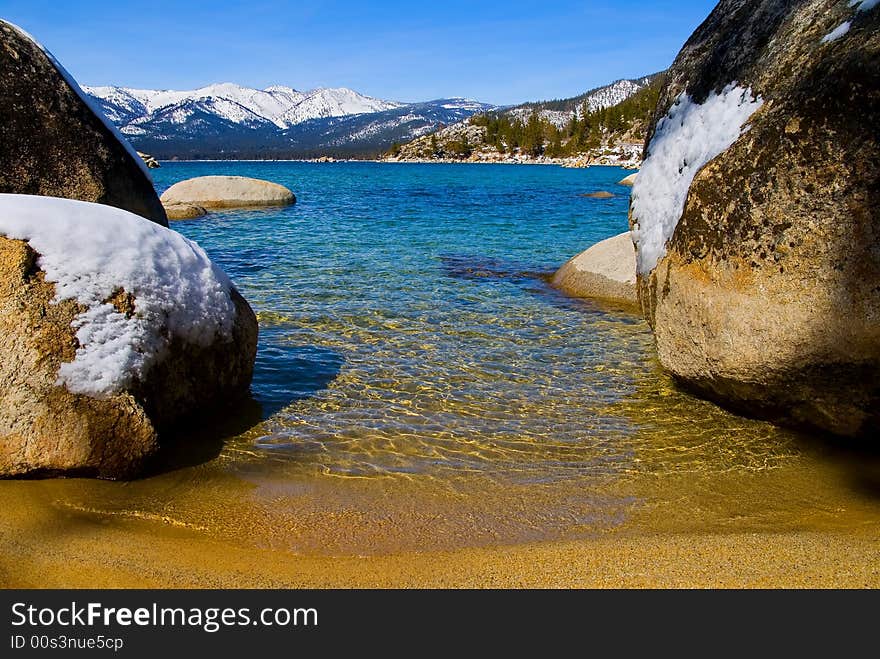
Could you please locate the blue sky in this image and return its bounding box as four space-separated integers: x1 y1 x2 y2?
2 0 718 104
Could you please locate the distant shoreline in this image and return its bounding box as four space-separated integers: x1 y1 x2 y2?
156 158 638 168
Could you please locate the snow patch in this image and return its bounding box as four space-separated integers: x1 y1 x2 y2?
821 21 851 42
825 1 878 43
0 194 236 397
5 22 152 180
631 84 764 275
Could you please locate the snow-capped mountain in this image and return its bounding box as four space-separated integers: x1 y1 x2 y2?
83 83 493 158
389 73 663 162
82 76 657 159
575 77 654 112
510 75 661 127
84 82 402 132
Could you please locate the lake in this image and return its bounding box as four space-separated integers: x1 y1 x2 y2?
1 162 877 585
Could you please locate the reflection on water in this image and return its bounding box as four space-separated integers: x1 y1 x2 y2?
0 162 877 558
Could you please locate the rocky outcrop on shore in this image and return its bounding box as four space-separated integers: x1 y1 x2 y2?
137 152 160 169
160 176 296 209
0 21 167 226
630 0 880 437
0 195 258 478
551 232 637 306
388 126 644 168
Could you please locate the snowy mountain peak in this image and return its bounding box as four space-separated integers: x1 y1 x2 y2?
508 74 661 128
263 84 300 94
84 82 403 131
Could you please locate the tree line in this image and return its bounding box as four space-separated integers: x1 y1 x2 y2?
389 75 663 159
470 75 662 157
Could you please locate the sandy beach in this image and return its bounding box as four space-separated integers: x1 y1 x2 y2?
2 432 878 588
3 507 878 589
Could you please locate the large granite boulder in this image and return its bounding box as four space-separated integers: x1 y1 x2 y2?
0 21 167 226
160 176 296 209
0 195 257 478
552 232 638 306
629 0 879 437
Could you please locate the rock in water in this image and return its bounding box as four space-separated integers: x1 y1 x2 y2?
581 191 615 199
160 176 296 209
552 232 637 306
163 203 208 221
0 195 257 478
618 173 638 186
0 21 167 226
629 0 880 437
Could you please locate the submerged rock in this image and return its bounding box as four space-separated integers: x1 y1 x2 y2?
629 0 880 437
618 173 638 186
163 202 208 221
0 20 167 226
552 232 637 306
581 191 615 199
0 195 257 478
160 176 296 209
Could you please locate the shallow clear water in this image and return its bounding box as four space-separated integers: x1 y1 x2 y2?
153 161 786 485
5 161 874 562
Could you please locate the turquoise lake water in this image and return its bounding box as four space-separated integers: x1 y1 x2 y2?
3 163 877 565
151 162 798 488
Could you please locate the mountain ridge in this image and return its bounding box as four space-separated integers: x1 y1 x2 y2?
85 82 494 158
386 74 664 167
84 75 659 159
84 83 406 131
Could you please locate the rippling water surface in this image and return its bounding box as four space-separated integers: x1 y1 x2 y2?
4 162 875 561
153 162 664 480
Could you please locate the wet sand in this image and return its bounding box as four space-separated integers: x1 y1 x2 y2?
2 435 879 588
2 507 878 588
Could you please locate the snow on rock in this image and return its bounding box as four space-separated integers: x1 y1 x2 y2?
5 22 152 180
823 0 878 43
822 21 851 42
631 83 764 274
0 194 236 397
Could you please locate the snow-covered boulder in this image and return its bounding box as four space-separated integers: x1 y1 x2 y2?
160 176 295 209
629 0 880 437
0 21 167 226
0 195 257 478
551 232 637 306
